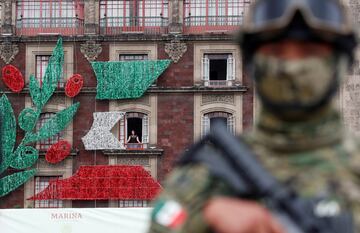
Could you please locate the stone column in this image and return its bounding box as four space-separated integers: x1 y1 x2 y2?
349 0 360 25
340 0 360 135
84 0 98 34
168 0 182 34
2 0 13 35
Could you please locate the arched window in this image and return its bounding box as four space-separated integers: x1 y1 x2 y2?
201 111 235 138
118 112 149 150
36 113 63 150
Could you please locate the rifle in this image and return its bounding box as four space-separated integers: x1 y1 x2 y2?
178 122 354 233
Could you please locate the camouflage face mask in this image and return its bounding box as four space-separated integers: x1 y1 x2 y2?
253 53 348 112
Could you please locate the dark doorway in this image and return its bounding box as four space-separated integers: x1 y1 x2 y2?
127 118 142 142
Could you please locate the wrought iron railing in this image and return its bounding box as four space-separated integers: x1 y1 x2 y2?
100 16 168 35
203 80 234 87
125 143 148 150
184 15 244 34
16 17 84 36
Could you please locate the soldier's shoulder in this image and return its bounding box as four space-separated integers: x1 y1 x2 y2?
162 164 232 200
163 164 212 195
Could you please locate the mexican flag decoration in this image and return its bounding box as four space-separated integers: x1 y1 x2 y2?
152 200 188 230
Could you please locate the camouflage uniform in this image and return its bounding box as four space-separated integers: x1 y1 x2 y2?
148 108 360 233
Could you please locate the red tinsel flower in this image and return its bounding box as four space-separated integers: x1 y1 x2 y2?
2 64 25 93
45 140 71 164
65 74 84 97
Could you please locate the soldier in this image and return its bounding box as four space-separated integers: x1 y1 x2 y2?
148 0 359 232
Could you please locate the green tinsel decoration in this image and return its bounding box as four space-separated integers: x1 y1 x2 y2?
0 38 80 197
18 108 39 132
92 60 171 100
0 95 16 174
11 146 39 170
0 169 36 197
22 103 79 144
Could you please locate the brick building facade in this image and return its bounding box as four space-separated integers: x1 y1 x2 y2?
0 0 254 208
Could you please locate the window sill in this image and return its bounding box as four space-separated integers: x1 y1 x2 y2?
38 149 79 156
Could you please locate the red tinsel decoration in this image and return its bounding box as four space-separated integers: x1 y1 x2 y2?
65 74 84 98
45 140 72 164
28 165 162 200
2 64 25 93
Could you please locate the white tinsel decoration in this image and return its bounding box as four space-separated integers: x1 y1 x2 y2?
82 112 125 150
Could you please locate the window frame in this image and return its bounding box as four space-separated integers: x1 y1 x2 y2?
118 199 148 208
15 0 84 36
202 53 235 87
36 112 64 150
183 0 251 34
119 53 149 61
201 111 235 138
99 0 169 34
26 43 74 89
118 112 149 150
35 54 66 88
34 176 63 208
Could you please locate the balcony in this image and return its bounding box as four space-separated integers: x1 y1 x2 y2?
16 17 84 36
100 16 168 35
203 80 234 87
183 15 243 34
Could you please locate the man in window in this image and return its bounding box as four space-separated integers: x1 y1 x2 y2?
148 0 360 233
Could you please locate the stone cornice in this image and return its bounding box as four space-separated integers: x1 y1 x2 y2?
4 86 248 95
0 33 237 43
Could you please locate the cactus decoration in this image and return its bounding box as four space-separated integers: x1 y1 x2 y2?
0 38 80 197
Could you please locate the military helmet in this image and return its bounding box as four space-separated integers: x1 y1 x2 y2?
238 0 357 61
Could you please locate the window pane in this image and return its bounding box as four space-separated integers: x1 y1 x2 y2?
184 0 251 26
119 54 148 61
16 0 82 28
117 200 148 208
203 112 234 136
100 0 168 27
35 55 65 87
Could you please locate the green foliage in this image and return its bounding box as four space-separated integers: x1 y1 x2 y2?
0 37 80 198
